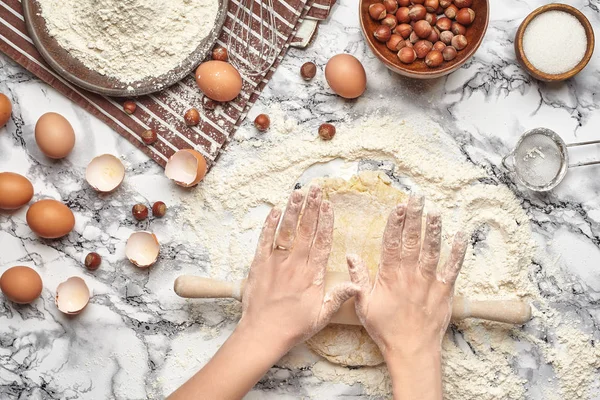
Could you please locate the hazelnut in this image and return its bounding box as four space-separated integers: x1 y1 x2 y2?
424 0 439 12
436 6 444 14
442 45 457 61
398 0 410 5
395 23 413 39
414 40 433 59
408 5 426 21
440 0 452 7
369 3 387 20
254 114 270 131
451 22 467 36
141 129 157 145
396 7 411 24
382 14 398 30
300 62 317 80
425 50 444 67
84 252 101 271
404 39 414 48
425 12 437 26
374 25 392 42
123 100 136 115
414 20 432 39
383 0 399 14
440 30 454 45
455 8 475 26
398 47 417 64
152 201 167 218
451 34 468 50
184 108 200 126
203 97 218 110
436 17 452 31
396 39 409 50
433 41 446 52
132 203 149 221
387 34 405 51
427 28 439 43
453 0 472 8
412 0 425 4
318 123 336 140
409 31 419 44
212 47 228 61
444 4 458 19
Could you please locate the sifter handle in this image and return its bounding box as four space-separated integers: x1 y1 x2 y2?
452 297 532 324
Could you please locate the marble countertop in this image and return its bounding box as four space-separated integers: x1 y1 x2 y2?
2 0 600 399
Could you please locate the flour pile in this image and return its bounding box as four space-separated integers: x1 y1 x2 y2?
179 110 600 399
37 0 219 83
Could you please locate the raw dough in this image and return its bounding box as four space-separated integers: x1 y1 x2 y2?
306 171 407 366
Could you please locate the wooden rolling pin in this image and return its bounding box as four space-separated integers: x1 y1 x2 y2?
174 271 532 325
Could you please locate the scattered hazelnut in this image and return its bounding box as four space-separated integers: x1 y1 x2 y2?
398 0 410 5
442 45 458 61
433 41 446 52
318 123 336 140
85 252 101 271
408 4 426 21
444 4 458 19
414 20 432 39
203 97 218 110
254 114 270 132
409 31 419 44
152 201 167 218
382 14 398 30
455 8 475 26
425 50 444 67
374 25 392 42
427 28 439 43
440 30 454 45
396 7 411 24
451 22 467 36
453 0 472 8
212 47 228 61
387 34 405 51
141 129 157 145
383 0 399 14
451 34 468 50
369 3 387 20
123 101 136 115
184 108 200 126
132 203 149 221
300 62 317 80
398 47 417 64
436 17 452 31
425 12 437 26
414 40 433 59
423 0 439 12
440 0 452 7
395 23 413 39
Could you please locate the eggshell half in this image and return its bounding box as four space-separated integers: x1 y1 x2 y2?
86 154 125 192
0 172 34 210
26 199 75 238
34 112 76 159
325 54 367 99
195 61 243 102
126 231 160 268
0 266 43 304
165 149 207 187
56 277 90 315
0 93 12 127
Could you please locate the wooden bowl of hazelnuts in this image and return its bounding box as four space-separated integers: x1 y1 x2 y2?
360 0 489 79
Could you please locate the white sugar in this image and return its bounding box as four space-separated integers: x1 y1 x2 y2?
523 10 587 75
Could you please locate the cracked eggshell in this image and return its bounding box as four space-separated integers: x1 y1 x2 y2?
86 154 125 193
165 149 207 187
56 277 90 315
126 231 160 268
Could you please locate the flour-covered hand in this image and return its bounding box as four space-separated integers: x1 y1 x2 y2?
240 186 360 351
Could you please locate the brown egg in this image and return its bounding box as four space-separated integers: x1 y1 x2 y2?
0 266 43 304
0 93 12 127
0 172 34 210
325 54 367 99
35 112 76 159
195 61 243 102
26 199 75 238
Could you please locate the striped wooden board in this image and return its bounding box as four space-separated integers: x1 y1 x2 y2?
0 0 330 168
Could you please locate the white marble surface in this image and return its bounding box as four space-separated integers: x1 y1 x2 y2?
2 0 600 399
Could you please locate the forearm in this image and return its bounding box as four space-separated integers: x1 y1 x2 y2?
385 347 443 400
168 321 290 400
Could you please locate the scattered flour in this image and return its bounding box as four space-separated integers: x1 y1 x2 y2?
37 0 219 83
177 110 599 399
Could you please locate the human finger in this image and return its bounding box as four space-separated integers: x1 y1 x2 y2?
400 195 425 270
379 204 407 276
441 231 468 286
252 207 282 264
307 201 334 285
293 186 323 260
419 211 442 280
274 190 304 252
347 254 371 310
317 282 361 327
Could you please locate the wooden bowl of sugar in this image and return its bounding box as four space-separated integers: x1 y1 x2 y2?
515 4 595 82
